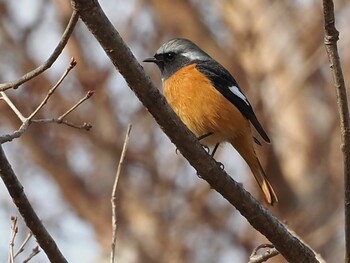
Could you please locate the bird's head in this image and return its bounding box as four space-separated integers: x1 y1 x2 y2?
143 38 211 80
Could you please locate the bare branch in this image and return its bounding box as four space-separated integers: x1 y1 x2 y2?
0 58 92 144
14 232 33 259
23 246 40 263
322 0 350 261
0 92 26 122
0 146 68 263
8 216 18 263
248 244 279 263
0 11 79 91
27 58 77 121
110 124 132 263
70 0 320 261
57 90 94 121
31 89 94 130
31 119 92 130
0 122 30 144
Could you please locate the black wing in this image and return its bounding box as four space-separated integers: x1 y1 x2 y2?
196 60 270 143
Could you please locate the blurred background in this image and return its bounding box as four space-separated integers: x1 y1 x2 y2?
0 0 349 262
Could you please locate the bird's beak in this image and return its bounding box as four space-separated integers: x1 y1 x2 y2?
143 57 160 63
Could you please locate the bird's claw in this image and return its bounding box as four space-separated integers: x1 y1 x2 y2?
217 161 225 170
202 144 210 153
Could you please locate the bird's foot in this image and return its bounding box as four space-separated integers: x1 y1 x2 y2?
216 161 225 170
202 144 210 154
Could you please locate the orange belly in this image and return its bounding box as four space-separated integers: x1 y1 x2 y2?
163 64 251 146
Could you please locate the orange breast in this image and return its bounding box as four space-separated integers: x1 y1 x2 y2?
163 64 251 146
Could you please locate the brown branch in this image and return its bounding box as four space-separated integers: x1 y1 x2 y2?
110 124 132 263
23 246 40 263
27 58 77 120
322 0 350 262
0 58 92 144
0 92 26 122
30 89 94 130
0 61 74 143
0 146 68 263
248 244 279 263
70 0 320 262
0 11 79 91
57 90 94 121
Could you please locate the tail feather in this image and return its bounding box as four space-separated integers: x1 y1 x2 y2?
251 160 278 205
230 137 278 205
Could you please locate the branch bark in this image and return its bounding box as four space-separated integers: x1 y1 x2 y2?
70 0 320 262
322 0 350 262
0 146 68 263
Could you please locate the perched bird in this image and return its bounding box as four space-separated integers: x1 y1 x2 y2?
143 38 278 205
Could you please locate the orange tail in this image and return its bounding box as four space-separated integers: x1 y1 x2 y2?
230 136 278 205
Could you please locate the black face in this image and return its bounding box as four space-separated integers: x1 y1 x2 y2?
144 52 192 80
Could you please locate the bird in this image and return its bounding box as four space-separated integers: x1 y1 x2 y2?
143 38 278 205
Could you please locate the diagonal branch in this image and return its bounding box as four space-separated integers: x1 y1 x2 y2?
27 58 77 121
70 0 321 262
0 11 79 91
322 0 350 261
0 146 68 263
0 59 79 144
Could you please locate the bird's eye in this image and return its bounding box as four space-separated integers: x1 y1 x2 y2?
165 52 175 61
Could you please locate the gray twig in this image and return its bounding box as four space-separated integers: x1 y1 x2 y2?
322 0 350 261
8 216 18 263
110 124 132 263
248 244 279 263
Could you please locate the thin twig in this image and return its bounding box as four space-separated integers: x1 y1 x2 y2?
248 244 279 263
0 59 81 144
31 119 92 130
30 89 94 130
0 122 30 144
23 246 40 263
110 124 132 263
0 146 68 263
322 0 350 261
27 58 77 121
8 216 18 263
0 11 79 91
14 232 33 259
57 90 94 121
0 92 26 122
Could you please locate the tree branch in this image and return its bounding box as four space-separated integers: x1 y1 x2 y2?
0 58 92 144
248 244 279 263
322 0 350 261
0 146 68 263
0 11 79 91
70 0 321 262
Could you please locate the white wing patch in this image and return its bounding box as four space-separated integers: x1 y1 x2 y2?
228 86 249 105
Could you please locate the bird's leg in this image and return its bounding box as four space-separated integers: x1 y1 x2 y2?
211 143 220 158
176 132 214 155
211 143 225 170
197 132 214 154
197 132 213 141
